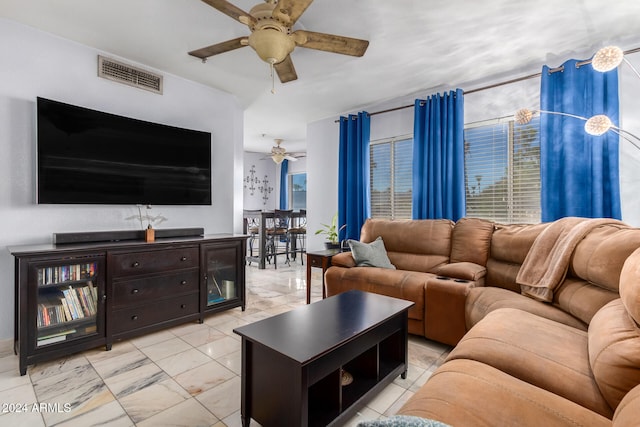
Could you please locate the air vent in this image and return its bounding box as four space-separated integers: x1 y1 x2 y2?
98 55 163 94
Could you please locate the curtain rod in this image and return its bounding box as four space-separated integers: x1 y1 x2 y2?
336 46 640 121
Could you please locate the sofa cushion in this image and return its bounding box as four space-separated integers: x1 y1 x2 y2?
329 251 356 268
360 218 453 272
570 225 640 293
619 246 640 324
484 222 548 292
449 307 611 417
589 298 640 412
348 236 395 269
398 359 610 427
324 266 430 336
449 218 494 266
554 277 619 325
613 383 640 427
465 286 587 331
433 262 486 282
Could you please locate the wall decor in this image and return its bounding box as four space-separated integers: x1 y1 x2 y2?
259 175 274 205
244 165 260 196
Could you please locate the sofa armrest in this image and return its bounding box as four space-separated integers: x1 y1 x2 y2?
425 277 478 346
330 251 356 268
433 262 486 282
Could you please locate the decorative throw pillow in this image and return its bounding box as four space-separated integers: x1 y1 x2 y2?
348 236 396 269
357 415 451 427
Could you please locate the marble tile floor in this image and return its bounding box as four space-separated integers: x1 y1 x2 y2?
0 256 451 427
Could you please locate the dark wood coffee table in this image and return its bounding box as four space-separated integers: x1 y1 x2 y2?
233 290 414 427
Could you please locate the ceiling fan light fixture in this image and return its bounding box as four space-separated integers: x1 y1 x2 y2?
248 29 294 65
271 153 285 164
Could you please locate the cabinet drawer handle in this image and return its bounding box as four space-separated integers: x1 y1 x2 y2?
131 289 139 294
180 304 186 309
132 261 140 268
131 315 138 321
180 256 187 262
180 280 187 285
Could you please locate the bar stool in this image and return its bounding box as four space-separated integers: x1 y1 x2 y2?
266 209 293 268
243 209 261 265
288 209 306 264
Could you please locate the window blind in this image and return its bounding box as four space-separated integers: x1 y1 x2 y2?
464 117 541 223
370 137 413 219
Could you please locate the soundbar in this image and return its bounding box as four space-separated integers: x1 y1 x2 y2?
53 228 205 245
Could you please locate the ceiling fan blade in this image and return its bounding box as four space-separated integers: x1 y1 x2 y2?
284 155 299 162
274 55 298 83
188 37 248 60
200 0 256 26
292 30 369 57
272 0 313 26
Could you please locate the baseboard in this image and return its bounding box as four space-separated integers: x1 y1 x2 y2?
0 338 13 356
53 228 205 245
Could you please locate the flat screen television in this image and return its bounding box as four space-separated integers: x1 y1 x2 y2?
37 97 212 205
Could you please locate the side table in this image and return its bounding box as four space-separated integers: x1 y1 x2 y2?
305 248 346 304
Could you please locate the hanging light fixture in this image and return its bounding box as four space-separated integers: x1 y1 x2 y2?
516 48 640 151
591 46 625 72
584 115 613 136
514 108 588 125
515 108 640 150
591 45 640 79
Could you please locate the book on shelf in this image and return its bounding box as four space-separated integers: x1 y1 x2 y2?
61 288 80 320
37 328 76 345
37 334 67 346
60 298 72 322
38 262 98 286
77 287 91 317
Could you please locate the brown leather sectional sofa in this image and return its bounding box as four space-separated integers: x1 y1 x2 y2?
324 217 640 426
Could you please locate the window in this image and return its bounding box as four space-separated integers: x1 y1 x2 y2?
289 173 306 210
369 136 413 219
464 117 541 223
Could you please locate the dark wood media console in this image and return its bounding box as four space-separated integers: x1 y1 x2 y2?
11 234 246 375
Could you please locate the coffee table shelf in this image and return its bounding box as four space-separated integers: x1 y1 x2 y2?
234 290 414 427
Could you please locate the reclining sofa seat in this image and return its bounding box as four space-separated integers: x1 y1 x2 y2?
466 222 640 331
397 245 640 426
325 217 495 338
326 217 640 349
326 218 453 336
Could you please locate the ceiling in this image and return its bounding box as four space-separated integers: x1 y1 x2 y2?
2 0 640 154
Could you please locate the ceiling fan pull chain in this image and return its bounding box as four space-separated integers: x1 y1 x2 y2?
270 62 276 94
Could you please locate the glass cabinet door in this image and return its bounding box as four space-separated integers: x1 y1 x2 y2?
32 258 103 348
202 241 245 312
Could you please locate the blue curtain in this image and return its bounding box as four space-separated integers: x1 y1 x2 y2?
338 112 371 241
540 59 621 221
279 159 288 209
412 89 465 220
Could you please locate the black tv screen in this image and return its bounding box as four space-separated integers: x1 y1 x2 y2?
37 97 212 205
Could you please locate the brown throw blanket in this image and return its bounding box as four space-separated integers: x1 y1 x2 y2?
517 217 626 302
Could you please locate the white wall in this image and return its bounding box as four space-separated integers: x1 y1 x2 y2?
0 19 244 340
243 153 277 210
242 154 307 212
306 119 339 251
619 52 640 226
306 52 640 251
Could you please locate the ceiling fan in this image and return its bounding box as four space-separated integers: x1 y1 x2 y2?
267 139 304 163
188 0 369 84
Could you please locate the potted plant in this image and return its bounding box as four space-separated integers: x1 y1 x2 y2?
315 213 346 249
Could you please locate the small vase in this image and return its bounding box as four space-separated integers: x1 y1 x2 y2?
145 227 155 243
